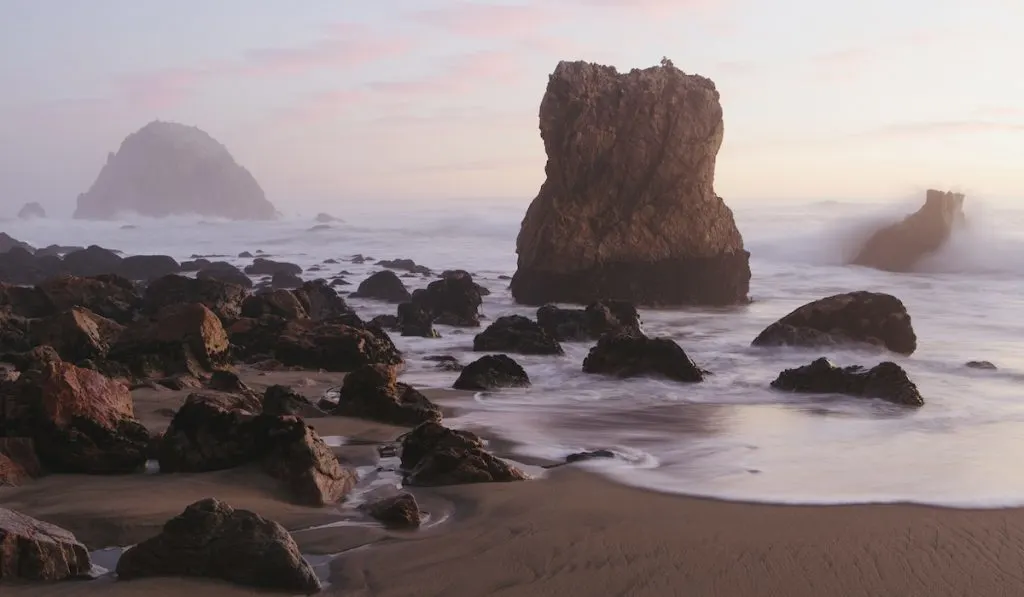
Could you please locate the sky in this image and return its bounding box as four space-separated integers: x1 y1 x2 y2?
1 0 1022 214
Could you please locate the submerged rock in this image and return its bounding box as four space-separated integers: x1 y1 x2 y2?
473 315 564 355
852 190 966 272
583 334 706 382
244 258 301 277
115 498 320 593
536 301 642 341
453 354 530 391
0 508 92 581
75 121 276 220
364 493 422 528
751 291 917 355
511 59 750 307
16 202 46 219
965 360 997 370
378 258 431 275
332 364 442 425
771 357 924 407
399 422 527 487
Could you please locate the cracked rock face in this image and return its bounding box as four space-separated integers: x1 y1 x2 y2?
74 120 277 220
511 60 750 307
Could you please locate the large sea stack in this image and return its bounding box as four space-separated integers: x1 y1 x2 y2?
510 59 750 307
74 121 276 220
852 189 965 272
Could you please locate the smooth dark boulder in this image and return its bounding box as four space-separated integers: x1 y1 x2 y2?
0 508 92 581
751 291 917 355
332 364 442 425
262 385 325 418
396 302 438 338
453 354 530 391
62 245 123 277
582 334 706 382
511 59 750 307
771 357 924 407
244 258 302 277
352 270 411 303
196 263 252 288
118 255 180 281
853 190 966 272
410 274 483 327
271 271 303 289
74 121 276 220
473 315 563 355
537 301 642 341
115 498 320 593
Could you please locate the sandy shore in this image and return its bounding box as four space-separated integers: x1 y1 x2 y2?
5 372 1024 596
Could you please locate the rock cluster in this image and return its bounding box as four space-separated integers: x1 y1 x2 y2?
511 60 750 307
771 357 924 407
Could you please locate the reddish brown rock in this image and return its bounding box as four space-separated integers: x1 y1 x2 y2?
399 421 527 487
0 508 92 581
36 274 141 324
332 364 441 425
158 392 261 473
233 317 402 372
511 59 750 307
0 438 42 486
143 274 249 323
258 415 358 506
364 492 422 528
5 359 147 473
30 307 124 362
108 302 231 379
853 190 966 272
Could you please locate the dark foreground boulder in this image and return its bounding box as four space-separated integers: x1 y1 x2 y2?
363 493 422 528
537 301 642 341
510 59 750 307
473 315 564 355
115 498 320 593
582 334 706 382
453 355 530 391
158 393 261 473
852 189 966 272
352 270 411 303
751 291 917 355
399 422 528 487
4 358 148 473
262 385 325 418
0 508 92 581
332 364 442 425
771 357 924 407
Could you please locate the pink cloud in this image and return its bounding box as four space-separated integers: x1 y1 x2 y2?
367 50 529 96
110 23 413 111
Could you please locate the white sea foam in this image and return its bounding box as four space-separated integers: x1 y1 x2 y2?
8 197 1024 508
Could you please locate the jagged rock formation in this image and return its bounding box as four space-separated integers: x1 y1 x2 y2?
511 60 750 307
74 121 276 220
17 202 45 219
852 190 966 272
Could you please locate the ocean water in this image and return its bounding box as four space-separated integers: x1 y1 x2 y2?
9 197 1024 508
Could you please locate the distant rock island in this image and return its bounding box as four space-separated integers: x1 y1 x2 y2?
511 59 750 306
852 189 966 272
17 202 46 219
74 121 277 220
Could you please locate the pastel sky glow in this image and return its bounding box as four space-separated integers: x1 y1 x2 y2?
2 0 1022 213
